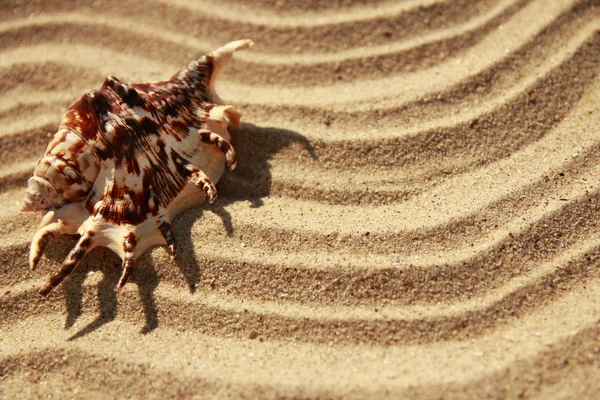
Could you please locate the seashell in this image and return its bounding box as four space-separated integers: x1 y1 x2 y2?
22 39 253 296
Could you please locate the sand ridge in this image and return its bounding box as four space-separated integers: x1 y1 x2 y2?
1 0 600 398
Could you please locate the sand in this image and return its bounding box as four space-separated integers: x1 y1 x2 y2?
2 0 600 398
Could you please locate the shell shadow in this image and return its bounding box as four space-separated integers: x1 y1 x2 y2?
51 122 314 338
219 122 316 207
54 245 159 340
38 241 122 339
170 122 315 291
66 250 120 341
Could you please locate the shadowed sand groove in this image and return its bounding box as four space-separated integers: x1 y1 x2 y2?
0 0 521 53
0 0 529 86
156 0 451 27
219 0 415 14
2 0 600 398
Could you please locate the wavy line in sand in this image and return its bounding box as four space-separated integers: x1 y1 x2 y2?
0 0 527 88
7 183 598 309
2 324 600 399
0 0 581 110
6 116 600 308
3 27 598 152
5 138 600 303
152 0 446 27
2 279 600 394
4 49 596 200
4 83 600 285
1 0 512 54
4 63 600 242
4 138 599 259
219 0 411 13
4 27 598 208
2 3 594 119
4 228 599 325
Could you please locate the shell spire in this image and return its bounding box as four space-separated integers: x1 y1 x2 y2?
22 39 253 296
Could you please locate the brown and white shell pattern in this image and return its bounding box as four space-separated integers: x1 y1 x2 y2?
22 39 253 296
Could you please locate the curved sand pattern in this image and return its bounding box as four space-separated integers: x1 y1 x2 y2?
2 0 600 398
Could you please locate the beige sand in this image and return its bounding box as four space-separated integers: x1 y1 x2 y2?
2 0 600 398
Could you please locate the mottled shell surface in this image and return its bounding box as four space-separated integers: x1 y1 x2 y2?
22 39 253 296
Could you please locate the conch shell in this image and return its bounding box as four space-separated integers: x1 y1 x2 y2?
22 39 253 296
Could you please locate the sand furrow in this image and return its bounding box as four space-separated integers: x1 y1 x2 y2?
0 0 584 110
4 145 599 260
4 49 598 209
0 1 522 65
2 253 599 346
230 0 577 107
3 28 599 175
4 105 600 273
4 68 600 242
2 325 599 399
4 230 599 325
0 12 595 140
0 0 513 54
2 279 600 398
0 125 59 166
153 0 447 27
219 0 405 13
5 182 600 307
0 4 594 110
0 0 527 87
